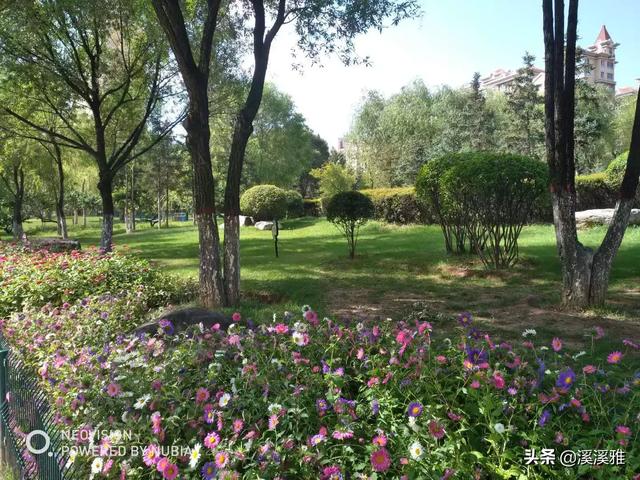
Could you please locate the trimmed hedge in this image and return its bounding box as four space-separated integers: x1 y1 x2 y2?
284 190 304 218
361 187 433 224
240 185 288 221
303 198 322 217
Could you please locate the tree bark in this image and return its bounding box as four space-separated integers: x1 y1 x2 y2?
543 0 640 307
165 184 169 228
97 172 115 251
11 165 25 241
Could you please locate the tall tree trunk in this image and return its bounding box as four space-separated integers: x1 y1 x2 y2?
543 0 640 307
188 91 227 307
11 165 25 241
165 184 169 228
81 180 87 228
52 141 68 240
131 163 136 232
125 167 132 234
97 172 115 252
157 184 162 229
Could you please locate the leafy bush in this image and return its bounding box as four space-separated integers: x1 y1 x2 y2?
284 190 304 218
303 198 322 217
441 152 548 268
240 185 288 221
326 191 374 258
605 151 629 187
0 245 190 319
575 173 618 210
4 306 638 479
416 154 472 253
310 163 356 198
361 187 433 224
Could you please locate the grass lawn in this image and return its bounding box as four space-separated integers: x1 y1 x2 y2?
20 216 640 359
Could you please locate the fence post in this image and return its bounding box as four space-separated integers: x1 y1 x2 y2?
0 347 8 467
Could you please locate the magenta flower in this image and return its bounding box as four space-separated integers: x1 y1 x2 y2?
370 448 391 472
196 387 210 404
156 457 169 472
607 351 623 364
551 337 562 352
429 420 445 439
204 432 220 450
162 462 178 480
232 312 241 322
142 444 160 466
372 433 387 446
616 425 631 436
214 451 229 469
106 383 121 397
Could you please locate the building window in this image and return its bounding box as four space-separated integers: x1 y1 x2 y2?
607 73 614 80
608 61 614 68
600 72 604 78
600 59 605 66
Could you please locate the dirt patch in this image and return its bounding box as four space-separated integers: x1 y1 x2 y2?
326 285 640 345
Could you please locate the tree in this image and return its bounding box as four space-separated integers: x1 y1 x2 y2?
505 52 545 159
542 0 640 307
298 134 330 198
0 0 175 251
326 191 374 259
310 163 356 199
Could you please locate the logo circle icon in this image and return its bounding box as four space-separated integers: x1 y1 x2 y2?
25 430 50 455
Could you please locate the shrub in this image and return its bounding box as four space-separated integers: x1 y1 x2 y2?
309 163 355 198
441 152 548 269
240 185 288 257
0 244 190 318
303 198 322 217
361 187 433 224
4 306 638 479
326 191 374 258
240 185 289 222
575 172 618 210
605 151 629 188
284 190 304 218
416 154 471 253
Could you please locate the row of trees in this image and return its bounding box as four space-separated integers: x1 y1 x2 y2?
346 54 635 187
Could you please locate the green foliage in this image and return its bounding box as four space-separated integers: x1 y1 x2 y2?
284 189 304 218
415 154 468 253
326 191 374 258
303 198 322 217
240 185 288 221
441 152 548 268
310 162 356 198
361 187 431 224
576 172 617 210
605 151 629 187
0 244 191 319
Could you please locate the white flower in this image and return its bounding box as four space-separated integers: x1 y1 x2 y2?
219 393 231 408
409 441 424 460
573 351 587 360
109 430 123 444
189 443 201 469
522 329 537 338
268 403 282 415
134 394 151 410
293 322 307 333
66 448 77 467
494 423 506 434
91 457 104 474
292 331 306 346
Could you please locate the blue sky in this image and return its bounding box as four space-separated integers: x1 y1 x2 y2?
265 0 640 148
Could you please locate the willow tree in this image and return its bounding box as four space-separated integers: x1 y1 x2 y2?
0 0 176 251
542 0 640 306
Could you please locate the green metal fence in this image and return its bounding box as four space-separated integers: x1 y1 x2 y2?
0 338 77 479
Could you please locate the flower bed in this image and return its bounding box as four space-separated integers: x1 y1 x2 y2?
2 301 638 479
0 244 192 318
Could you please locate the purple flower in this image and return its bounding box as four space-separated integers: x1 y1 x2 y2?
538 409 551 427
158 319 174 335
465 346 488 365
371 399 380 415
316 398 329 413
407 402 423 417
201 461 216 480
458 312 473 327
556 368 576 389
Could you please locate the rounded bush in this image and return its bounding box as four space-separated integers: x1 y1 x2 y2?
326 191 375 224
284 190 304 218
605 151 629 187
240 185 288 221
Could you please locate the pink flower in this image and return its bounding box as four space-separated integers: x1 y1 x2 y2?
435 355 447 364
151 412 162 435
274 323 289 334
595 326 605 339
370 448 391 472
143 444 160 466
492 372 505 389
204 432 220 450
156 457 169 472
372 433 387 446
395 330 412 345
471 379 481 389
106 383 121 397
196 388 210 404
228 334 241 346
551 337 562 352
304 310 318 325
233 419 244 434
367 377 380 387
268 414 279 430
214 451 229 469
616 425 631 436
232 312 241 322
607 351 623 364
428 420 445 439
162 462 178 480
582 365 597 374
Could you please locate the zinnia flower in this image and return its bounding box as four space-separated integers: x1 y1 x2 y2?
370 448 391 472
